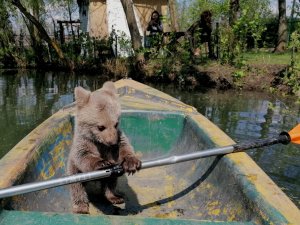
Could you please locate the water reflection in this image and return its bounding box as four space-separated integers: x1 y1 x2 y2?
0 70 106 159
0 70 299 209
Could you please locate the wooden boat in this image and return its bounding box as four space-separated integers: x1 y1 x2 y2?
0 79 299 225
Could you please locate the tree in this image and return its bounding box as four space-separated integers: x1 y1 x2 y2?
10 0 69 66
229 0 240 26
0 1 14 50
274 0 287 52
0 0 16 65
287 0 297 43
120 0 142 51
169 0 180 32
24 1 46 65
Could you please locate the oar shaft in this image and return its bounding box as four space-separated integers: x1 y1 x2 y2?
0 133 290 199
0 146 235 199
0 169 113 199
141 146 234 169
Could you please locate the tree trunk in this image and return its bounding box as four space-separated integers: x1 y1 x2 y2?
120 0 142 51
274 0 287 52
67 0 76 42
30 5 46 66
22 14 45 66
229 0 240 26
11 0 69 66
228 0 240 62
169 0 180 32
287 0 296 44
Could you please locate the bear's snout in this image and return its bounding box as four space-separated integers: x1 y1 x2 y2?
103 128 119 146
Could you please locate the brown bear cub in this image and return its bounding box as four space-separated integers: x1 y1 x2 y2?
67 81 141 214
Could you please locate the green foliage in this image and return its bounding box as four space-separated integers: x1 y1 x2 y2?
233 7 267 50
142 33 193 85
260 16 278 48
218 25 235 64
232 70 245 79
177 0 272 64
58 32 115 66
0 0 16 67
217 25 246 66
284 31 300 94
240 0 271 18
118 34 132 55
179 0 271 30
183 0 229 28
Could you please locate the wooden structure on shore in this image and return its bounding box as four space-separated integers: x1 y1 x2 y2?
57 20 81 44
78 0 171 40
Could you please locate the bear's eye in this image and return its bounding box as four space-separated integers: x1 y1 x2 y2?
98 126 106 132
115 122 119 128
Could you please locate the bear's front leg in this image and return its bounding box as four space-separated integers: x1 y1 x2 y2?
68 162 90 214
118 132 141 175
69 153 113 214
71 182 90 214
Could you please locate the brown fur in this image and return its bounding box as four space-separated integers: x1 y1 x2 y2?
67 81 141 214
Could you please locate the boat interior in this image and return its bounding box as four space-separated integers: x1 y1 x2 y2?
3 110 263 223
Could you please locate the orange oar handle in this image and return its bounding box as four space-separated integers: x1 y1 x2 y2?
288 124 300 144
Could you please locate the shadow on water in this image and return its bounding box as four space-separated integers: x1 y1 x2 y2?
0 70 107 158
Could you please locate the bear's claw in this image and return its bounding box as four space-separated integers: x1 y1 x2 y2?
122 156 141 175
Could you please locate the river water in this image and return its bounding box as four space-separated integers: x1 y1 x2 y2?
0 70 299 208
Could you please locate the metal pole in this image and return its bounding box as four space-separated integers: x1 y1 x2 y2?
0 146 234 199
0 169 113 199
141 146 234 169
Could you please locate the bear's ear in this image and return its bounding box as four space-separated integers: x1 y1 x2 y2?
75 86 91 108
102 81 117 96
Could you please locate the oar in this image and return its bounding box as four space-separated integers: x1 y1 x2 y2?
0 124 299 199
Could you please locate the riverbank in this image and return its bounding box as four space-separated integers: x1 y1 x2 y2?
1 52 299 97
139 60 297 95
181 63 290 92
134 50 299 97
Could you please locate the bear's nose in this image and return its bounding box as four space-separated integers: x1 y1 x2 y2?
107 140 117 146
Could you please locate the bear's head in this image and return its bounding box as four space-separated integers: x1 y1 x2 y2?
74 81 121 146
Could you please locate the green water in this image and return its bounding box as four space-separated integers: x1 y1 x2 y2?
0 70 299 209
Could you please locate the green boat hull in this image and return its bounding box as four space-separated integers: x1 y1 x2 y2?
0 79 299 224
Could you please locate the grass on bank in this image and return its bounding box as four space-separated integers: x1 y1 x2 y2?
242 51 298 65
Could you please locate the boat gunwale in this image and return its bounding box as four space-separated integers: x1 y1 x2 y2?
0 209 257 225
